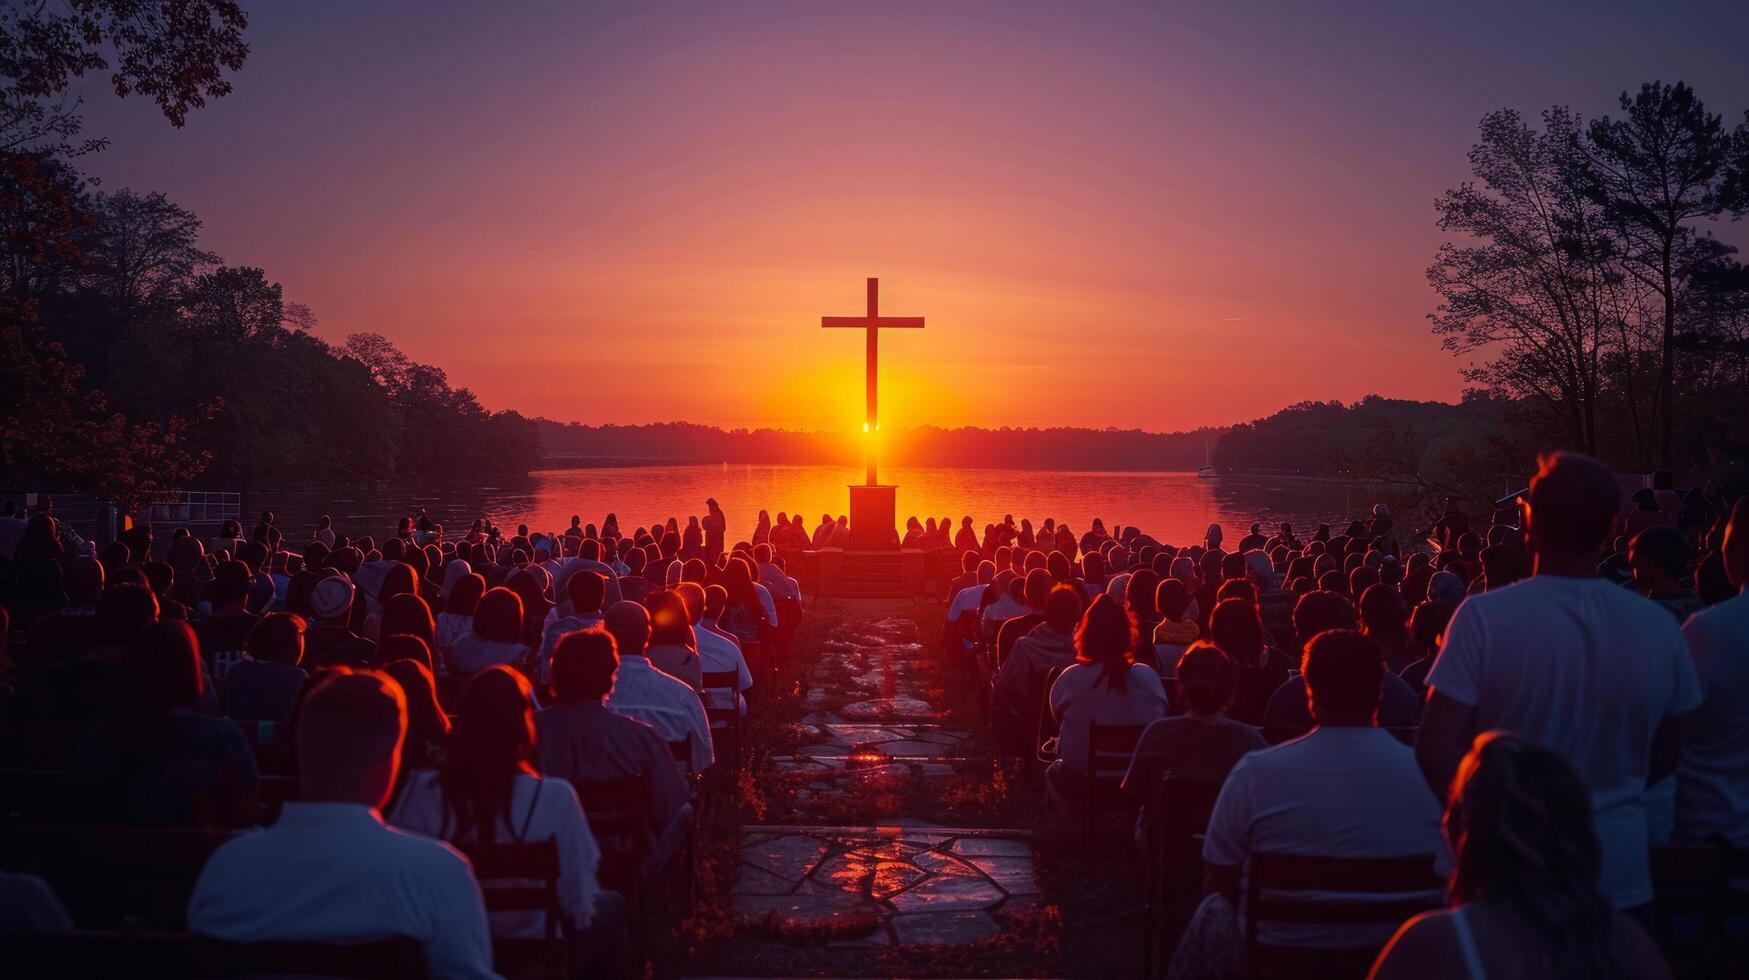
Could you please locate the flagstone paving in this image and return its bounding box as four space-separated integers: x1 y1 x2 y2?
734 614 1041 948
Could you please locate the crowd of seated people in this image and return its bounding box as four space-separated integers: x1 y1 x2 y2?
0 500 805 978
0 457 1743 977
933 454 1745 977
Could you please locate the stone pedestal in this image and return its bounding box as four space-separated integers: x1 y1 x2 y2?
847 484 897 551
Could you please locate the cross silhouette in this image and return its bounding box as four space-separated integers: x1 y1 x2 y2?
822 277 924 486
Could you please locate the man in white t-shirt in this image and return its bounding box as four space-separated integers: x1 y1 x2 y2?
1418 452 1702 911
1201 630 1445 952
1676 496 1749 849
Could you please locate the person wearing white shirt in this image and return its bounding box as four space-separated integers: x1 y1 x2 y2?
1045 595 1169 816
602 601 714 773
1180 630 1444 974
687 584 752 715
947 565 993 645
187 671 499 980
1676 496 1749 850
390 666 626 977
979 572 1028 638
752 581 778 630
1418 453 1702 911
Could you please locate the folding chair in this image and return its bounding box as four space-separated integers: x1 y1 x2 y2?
700 669 743 772
460 838 566 979
1243 852 1443 979
575 774 652 973
1033 664 1069 764
1084 722 1147 838
1142 776 1224 976
1650 841 1749 976
666 734 700 910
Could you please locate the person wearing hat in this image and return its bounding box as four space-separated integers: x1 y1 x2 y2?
303 574 376 669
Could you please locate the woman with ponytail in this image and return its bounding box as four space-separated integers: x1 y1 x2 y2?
1369 732 1671 979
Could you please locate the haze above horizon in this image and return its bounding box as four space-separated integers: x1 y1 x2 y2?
78 1 1749 432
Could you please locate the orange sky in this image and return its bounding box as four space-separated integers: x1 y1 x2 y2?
80 2 1749 432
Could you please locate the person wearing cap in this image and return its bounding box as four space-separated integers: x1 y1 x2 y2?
303 574 376 669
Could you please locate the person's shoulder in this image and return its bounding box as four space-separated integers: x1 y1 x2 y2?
1221 718 1268 747
376 820 478 879
522 772 581 807
1054 661 1092 682
1682 591 1744 633
1370 909 1457 977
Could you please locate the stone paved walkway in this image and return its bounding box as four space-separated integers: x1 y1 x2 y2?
732 613 1041 947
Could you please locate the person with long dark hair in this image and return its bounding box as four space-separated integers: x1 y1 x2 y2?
1210 597 1289 726
1045 594 1168 817
448 587 529 675
382 653 450 807
435 571 486 662
391 666 626 976
377 592 436 653
1370 733 1671 980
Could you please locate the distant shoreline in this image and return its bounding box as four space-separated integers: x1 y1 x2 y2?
531 459 1359 482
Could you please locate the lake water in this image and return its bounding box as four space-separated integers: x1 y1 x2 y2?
255 464 1365 547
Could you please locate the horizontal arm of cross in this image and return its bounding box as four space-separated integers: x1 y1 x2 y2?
820 316 926 329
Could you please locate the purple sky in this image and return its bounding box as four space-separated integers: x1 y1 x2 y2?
76 1 1749 430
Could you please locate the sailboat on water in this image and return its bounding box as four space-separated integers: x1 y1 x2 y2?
1196 432 1218 478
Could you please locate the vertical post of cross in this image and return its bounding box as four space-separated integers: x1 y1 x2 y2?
865 277 879 486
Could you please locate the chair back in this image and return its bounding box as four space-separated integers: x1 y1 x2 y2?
0 931 426 979
1151 775 1223 858
699 669 742 767
575 774 652 897
1033 663 1069 762
460 838 566 979
700 670 740 717
461 838 563 917
668 732 695 776
1086 722 1147 781
1243 851 1443 980
1650 841 1749 962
